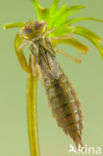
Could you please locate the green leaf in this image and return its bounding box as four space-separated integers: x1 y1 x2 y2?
15 33 23 49
38 8 50 22
52 26 76 37
31 0 41 19
74 26 102 42
48 4 67 28
74 26 103 58
64 17 103 25
31 0 50 21
51 5 86 28
93 41 103 59
66 5 86 15
3 22 25 29
15 33 30 72
50 0 59 13
51 37 88 52
47 0 60 28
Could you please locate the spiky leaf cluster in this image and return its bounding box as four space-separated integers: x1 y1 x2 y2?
4 0 103 58
31 0 103 58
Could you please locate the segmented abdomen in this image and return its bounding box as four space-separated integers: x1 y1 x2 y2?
36 39 83 148
40 65 83 148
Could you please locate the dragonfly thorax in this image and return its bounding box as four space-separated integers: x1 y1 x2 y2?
19 20 47 40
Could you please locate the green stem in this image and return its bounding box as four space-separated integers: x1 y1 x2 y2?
27 73 40 156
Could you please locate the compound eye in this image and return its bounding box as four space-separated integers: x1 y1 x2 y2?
19 27 32 39
34 21 47 30
35 23 42 30
24 28 32 34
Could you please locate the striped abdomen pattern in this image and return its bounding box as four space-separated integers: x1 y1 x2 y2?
33 39 83 148
42 66 83 148
38 54 83 148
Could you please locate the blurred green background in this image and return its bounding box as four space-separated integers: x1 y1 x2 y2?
0 0 103 156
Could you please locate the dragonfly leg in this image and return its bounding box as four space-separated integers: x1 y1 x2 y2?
55 48 86 64
44 28 56 36
41 38 55 56
17 40 30 51
29 43 42 65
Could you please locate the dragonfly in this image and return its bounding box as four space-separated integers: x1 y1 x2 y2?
4 0 103 155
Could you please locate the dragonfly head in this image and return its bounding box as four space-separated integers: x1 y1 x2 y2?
19 20 47 40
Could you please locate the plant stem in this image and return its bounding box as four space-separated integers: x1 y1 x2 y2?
27 73 40 156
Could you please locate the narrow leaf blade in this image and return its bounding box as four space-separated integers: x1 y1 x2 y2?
65 17 103 25
74 26 103 58
51 26 76 37
74 26 103 42
3 22 25 29
51 5 86 28
51 37 88 52
15 33 30 72
50 0 59 13
31 0 48 20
